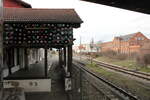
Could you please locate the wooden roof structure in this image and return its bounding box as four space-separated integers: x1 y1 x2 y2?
4 8 83 25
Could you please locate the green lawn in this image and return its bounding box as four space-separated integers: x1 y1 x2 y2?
95 56 150 73
86 63 150 100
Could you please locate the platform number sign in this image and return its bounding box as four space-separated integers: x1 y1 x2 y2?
65 78 72 91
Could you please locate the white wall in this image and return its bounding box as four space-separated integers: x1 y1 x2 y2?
4 79 51 92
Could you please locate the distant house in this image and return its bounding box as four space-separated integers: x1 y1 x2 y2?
101 32 150 54
73 44 88 53
73 44 99 53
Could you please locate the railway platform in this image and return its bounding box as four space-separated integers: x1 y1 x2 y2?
2 56 69 100
25 61 68 100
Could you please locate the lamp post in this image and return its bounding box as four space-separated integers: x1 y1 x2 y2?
80 36 81 60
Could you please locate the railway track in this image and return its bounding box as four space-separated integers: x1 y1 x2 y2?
75 56 150 81
94 59 150 81
73 60 139 100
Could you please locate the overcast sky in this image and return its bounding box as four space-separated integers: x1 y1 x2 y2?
24 0 150 45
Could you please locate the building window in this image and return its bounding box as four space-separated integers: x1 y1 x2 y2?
136 37 144 41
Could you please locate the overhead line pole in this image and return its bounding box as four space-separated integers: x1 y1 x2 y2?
80 36 81 60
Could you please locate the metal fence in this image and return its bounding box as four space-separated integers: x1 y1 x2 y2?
70 64 116 100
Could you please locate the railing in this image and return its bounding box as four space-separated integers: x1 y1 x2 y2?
70 61 139 100
71 62 116 100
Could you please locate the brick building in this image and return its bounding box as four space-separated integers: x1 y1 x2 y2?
140 41 150 54
101 32 150 54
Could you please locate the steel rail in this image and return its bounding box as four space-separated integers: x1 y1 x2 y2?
93 60 150 81
73 60 139 100
77 56 150 81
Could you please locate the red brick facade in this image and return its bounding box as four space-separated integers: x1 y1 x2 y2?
101 32 150 54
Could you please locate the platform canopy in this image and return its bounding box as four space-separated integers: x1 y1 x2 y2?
3 8 83 48
81 0 150 14
4 8 83 25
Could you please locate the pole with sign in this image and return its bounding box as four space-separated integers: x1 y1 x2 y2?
90 38 94 64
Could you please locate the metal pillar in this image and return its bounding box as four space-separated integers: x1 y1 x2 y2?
16 48 20 65
64 47 66 66
35 49 39 63
24 48 29 70
44 48 48 77
0 0 3 97
20 48 25 69
67 45 72 76
8 48 12 74
59 49 63 67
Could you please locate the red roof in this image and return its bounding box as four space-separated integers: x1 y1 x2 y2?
4 0 31 8
4 8 83 24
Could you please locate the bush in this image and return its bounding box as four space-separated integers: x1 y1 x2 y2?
136 54 150 67
101 50 127 60
115 53 127 60
143 54 150 66
129 52 138 59
102 50 117 58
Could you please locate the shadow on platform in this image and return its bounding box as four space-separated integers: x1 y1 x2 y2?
25 60 68 100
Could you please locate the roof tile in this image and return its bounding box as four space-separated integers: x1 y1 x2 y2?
4 8 83 24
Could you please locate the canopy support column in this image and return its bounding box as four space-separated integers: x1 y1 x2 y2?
67 45 72 77
44 48 48 77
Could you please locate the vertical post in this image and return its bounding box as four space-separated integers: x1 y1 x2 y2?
80 36 81 60
67 45 72 77
64 47 66 66
45 48 48 77
8 48 11 74
14 48 17 66
24 48 29 70
59 49 60 66
59 49 63 67
80 69 82 100
35 49 38 63
17 48 20 65
20 48 25 69
0 0 3 96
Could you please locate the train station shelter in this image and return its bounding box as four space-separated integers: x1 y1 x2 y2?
3 7 83 78
2 1 83 99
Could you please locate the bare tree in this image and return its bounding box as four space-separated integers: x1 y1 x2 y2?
95 40 102 53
